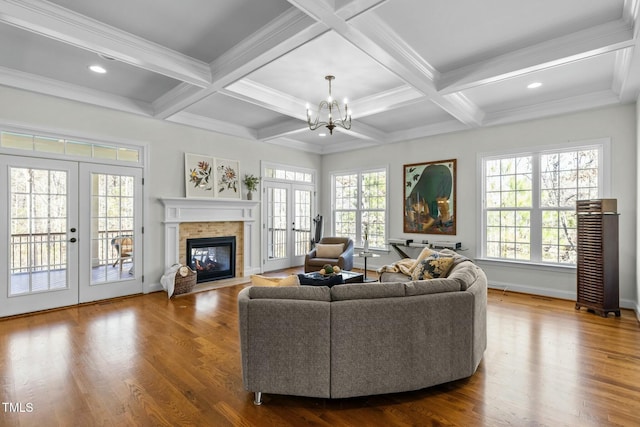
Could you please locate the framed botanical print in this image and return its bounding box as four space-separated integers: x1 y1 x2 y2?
185 153 214 198
403 159 456 235
215 158 240 199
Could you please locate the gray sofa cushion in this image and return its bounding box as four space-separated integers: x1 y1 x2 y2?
330 282 405 301
248 285 331 301
405 278 461 296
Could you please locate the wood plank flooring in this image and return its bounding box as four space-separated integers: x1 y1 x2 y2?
1 275 639 426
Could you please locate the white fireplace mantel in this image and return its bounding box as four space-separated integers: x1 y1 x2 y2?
160 197 261 276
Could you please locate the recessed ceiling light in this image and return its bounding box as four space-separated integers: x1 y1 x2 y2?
319 133 327 137
89 65 107 74
527 82 542 89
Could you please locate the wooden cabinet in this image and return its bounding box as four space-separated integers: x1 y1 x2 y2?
575 199 620 317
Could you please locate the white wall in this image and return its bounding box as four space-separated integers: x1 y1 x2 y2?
636 97 640 320
0 86 322 292
322 104 638 309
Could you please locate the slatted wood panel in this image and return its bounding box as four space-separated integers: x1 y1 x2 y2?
576 199 620 317
1 277 639 426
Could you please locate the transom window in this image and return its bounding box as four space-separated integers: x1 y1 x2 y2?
1 131 141 164
481 141 607 265
332 168 387 249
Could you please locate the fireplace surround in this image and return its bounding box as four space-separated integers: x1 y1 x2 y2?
161 198 260 286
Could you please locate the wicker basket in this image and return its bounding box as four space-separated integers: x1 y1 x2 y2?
173 266 197 296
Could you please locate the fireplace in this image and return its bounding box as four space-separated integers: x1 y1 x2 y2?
186 236 236 283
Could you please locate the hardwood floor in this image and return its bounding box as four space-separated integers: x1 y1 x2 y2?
1 275 639 426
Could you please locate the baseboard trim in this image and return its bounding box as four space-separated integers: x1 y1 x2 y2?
487 280 636 310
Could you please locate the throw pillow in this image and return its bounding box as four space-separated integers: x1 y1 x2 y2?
250 274 300 287
315 243 344 258
411 253 455 281
409 247 436 272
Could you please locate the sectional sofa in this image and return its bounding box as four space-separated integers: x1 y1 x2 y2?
237 257 487 404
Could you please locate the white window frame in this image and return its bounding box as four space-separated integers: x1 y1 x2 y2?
331 166 388 250
477 138 611 267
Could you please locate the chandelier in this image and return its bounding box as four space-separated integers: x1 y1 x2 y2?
306 75 351 135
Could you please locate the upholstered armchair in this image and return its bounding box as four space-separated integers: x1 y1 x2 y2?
304 237 354 273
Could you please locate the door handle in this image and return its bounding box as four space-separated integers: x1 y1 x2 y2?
70 238 77 243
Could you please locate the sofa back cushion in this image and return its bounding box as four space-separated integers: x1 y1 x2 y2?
447 261 478 291
330 282 405 301
248 285 331 301
404 278 461 296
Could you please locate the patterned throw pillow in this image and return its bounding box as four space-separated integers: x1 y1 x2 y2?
411 253 455 280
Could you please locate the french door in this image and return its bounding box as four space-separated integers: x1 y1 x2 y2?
263 182 314 271
0 155 142 317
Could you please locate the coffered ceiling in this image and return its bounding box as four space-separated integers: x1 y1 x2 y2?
1 0 638 154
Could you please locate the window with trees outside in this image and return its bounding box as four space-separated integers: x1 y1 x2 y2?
481 141 606 265
333 168 387 249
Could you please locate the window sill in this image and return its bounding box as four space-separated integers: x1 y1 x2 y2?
474 258 576 274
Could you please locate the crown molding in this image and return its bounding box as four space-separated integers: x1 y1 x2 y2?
0 0 211 87
613 47 634 98
438 19 635 94
483 90 621 126
0 65 153 115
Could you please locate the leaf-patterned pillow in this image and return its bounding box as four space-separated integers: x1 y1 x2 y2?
411 253 455 280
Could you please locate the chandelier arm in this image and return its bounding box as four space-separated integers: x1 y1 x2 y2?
306 75 351 134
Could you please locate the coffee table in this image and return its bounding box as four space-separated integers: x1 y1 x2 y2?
303 270 364 284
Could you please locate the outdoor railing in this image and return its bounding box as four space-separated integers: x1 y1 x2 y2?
10 231 133 272
268 228 311 259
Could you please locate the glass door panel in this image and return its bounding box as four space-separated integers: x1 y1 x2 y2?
79 164 142 303
0 156 79 317
90 173 135 283
293 188 312 261
265 184 289 270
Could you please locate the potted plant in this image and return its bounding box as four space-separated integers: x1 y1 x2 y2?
243 174 260 200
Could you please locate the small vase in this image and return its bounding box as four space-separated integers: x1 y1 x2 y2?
363 240 369 252
247 191 253 200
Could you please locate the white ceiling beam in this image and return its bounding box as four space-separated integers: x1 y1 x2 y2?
288 0 484 126
623 0 640 38
257 119 308 141
350 85 424 117
263 137 324 154
387 120 470 144
0 0 211 87
333 119 388 142
222 79 308 121
335 0 389 21
153 9 327 119
438 19 635 94
166 112 258 140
